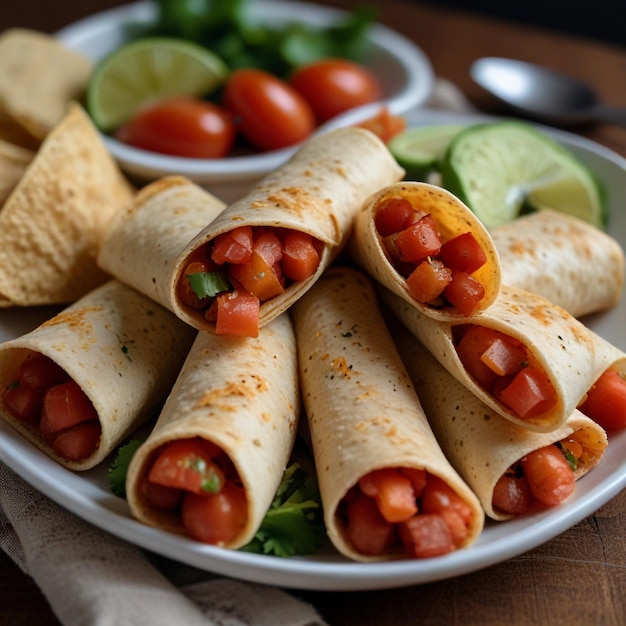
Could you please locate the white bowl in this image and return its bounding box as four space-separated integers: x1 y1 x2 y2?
57 0 434 201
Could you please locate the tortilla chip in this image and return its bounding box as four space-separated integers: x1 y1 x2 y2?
0 103 135 307
0 28 92 140
0 138 34 205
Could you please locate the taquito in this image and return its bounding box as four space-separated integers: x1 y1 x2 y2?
126 312 299 549
380 284 600 433
172 126 404 335
348 181 502 319
291 266 483 562
0 280 196 470
392 324 607 521
98 175 226 311
491 209 624 318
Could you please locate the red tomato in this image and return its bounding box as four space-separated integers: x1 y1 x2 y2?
41 380 99 435
116 97 236 158
344 492 395 556
222 69 315 151
580 369 626 429
521 445 575 507
181 481 248 545
51 421 102 461
290 58 381 122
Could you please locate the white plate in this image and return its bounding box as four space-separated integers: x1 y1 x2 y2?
1 110 626 592
56 0 434 198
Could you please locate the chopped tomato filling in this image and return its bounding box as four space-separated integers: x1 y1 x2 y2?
1 353 101 461
375 195 488 314
178 226 322 337
492 442 576 515
579 369 626 430
341 467 474 559
142 437 248 546
454 324 557 420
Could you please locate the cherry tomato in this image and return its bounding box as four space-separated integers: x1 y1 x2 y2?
115 96 236 158
222 68 315 151
290 58 382 123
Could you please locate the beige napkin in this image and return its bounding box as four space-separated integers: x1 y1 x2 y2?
0 78 472 626
0 462 327 626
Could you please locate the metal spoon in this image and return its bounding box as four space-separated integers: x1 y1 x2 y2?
471 56 626 127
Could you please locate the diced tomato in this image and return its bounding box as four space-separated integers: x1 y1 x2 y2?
51 421 101 461
455 325 501 390
496 366 557 420
214 290 260 337
356 107 407 144
443 271 485 315
521 445 575 506
358 468 418 523
344 492 395 556
420 474 473 525
40 380 98 435
2 384 42 423
228 251 285 301
19 354 68 390
252 230 283 267
439 232 488 275
580 369 626 430
374 197 416 237
400 467 428 496
492 471 533 515
181 481 248 545
210 226 253 265
142 480 184 510
148 438 224 495
406 258 452 304
384 215 442 263
480 337 527 377
281 231 320 282
397 513 455 558
439 509 469 547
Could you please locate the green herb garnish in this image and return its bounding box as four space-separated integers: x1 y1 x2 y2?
108 439 143 497
240 462 325 558
187 271 230 300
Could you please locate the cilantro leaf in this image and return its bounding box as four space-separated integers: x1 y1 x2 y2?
108 439 143 497
187 271 230 300
240 462 325 558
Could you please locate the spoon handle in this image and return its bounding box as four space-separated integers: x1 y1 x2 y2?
593 104 626 127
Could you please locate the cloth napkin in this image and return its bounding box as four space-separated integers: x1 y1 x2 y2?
0 78 475 626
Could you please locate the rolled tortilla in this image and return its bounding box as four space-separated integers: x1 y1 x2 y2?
491 209 624 318
380 283 600 433
0 103 134 307
171 126 404 333
97 175 227 311
0 279 196 470
348 181 502 319
291 266 484 562
126 312 299 549
391 323 607 520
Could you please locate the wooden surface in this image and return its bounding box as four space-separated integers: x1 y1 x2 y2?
2 2 626 625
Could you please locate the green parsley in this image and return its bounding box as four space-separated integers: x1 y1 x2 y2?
187 271 230 300
108 439 143 497
240 462 325 558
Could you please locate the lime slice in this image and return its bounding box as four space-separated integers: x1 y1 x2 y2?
86 38 229 132
389 124 464 180
440 120 605 229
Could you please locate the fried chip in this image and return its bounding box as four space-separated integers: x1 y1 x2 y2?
0 138 34 205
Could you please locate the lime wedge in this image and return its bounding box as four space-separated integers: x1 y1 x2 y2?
389 124 464 179
440 120 605 229
86 38 229 132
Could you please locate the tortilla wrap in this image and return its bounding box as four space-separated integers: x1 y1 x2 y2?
0 29 92 140
126 312 299 549
491 209 624 318
98 176 227 311
0 103 135 307
171 126 404 332
391 323 607 520
0 279 197 471
380 283 600 433
348 181 502 319
291 266 483 562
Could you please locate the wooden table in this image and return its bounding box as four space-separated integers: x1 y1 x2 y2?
2 2 626 625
